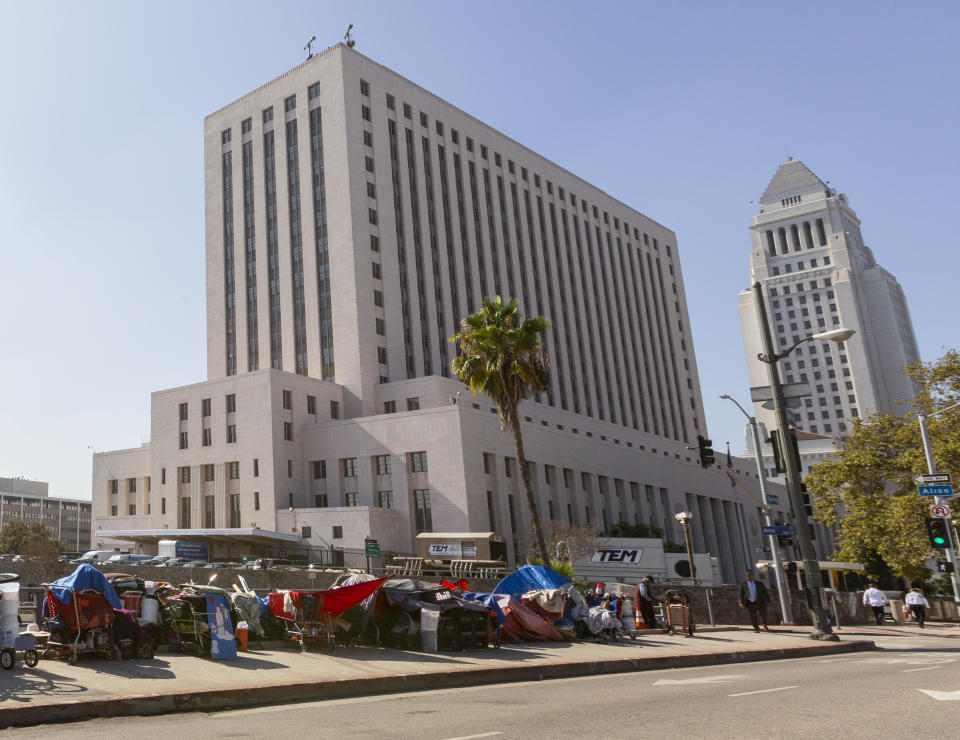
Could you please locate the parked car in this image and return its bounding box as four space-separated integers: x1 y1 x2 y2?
180 562 205 569
164 557 192 566
203 563 228 569
147 555 170 565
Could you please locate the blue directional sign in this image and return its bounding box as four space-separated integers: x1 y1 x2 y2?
762 525 796 536
918 485 954 497
765 494 779 505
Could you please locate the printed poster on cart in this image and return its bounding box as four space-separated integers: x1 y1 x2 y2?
206 593 237 660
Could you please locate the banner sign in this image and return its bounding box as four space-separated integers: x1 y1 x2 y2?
589 548 644 566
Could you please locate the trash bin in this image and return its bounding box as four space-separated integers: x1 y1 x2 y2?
235 621 249 651
888 599 906 625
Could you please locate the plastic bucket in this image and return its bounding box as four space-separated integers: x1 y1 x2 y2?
141 596 159 625
235 626 248 651
122 592 143 615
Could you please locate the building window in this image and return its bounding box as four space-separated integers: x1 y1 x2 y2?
263 107 273 124
230 494 241 528
254 491 260 510
228 462 239 479
202 428 212 446
307 395 316 415
288 459 293 478
284 95 296 112
179 431 188 449
310 460 326 479
414 489 432 532
204 496 215 528
309 82 321 100
330 400 340 419
483 453 491 475
161 468 166 485
283 421 293 441
204 464 215 482
375 455 391 475
344 492 359 507
333 526 343 539
386 93 395 110
161 498 166 515
370 233 379 251
179 402 188 421
365 156 374 172
376 318 385 335
241 118 252 134
384 400 396 414
377 346 388 364
378 490 394 509
111 505 118 516
343 458 358 477
180 466 191 484
505 458 513 478
315 494 328 507
221 129 231 145
374 289 383 307
406 397 420 411
202 398 211 417
363 130 373 147
410 451 428 472
487 491 496 530
226 424 237 443
253 458 259 477
372 261 381 279
127 477 136 493
283 389 292 409
226 394 236 413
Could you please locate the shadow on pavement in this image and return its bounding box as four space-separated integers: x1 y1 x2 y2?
0 669 88 703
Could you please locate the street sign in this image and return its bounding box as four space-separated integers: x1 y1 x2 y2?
364 539 381 558
918 485 955 497
914 473 952 485
765 494 779 505
930 504 952 518
762 525 796 536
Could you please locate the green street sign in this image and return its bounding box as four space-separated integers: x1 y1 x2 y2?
365 541 381 558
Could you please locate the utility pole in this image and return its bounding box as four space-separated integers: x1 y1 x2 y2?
918 408 960 616
754 282 839 640
721 394 794 624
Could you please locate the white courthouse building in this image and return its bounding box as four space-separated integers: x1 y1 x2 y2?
93 44 789 583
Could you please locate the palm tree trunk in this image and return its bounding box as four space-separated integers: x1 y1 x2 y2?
509 411 551 566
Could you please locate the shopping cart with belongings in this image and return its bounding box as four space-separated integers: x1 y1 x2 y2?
268 577 390 653
43 588 119 664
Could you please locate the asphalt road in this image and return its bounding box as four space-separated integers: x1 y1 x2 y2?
7 633 959 739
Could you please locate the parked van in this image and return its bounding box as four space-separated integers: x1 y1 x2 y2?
71 550 119 564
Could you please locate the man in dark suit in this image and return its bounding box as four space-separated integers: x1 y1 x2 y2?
739 570 771 633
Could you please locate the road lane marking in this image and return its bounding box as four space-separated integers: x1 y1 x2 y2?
904 666 942 672
444 734 504 740
653 675 745 685
918 688 960 701
728 686 799 697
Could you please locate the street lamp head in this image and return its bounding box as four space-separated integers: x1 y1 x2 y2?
811 328 855 343
719 394 730 400
675 511 694 524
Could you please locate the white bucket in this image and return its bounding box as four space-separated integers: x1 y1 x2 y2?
0 596 18 617
141 596 159 625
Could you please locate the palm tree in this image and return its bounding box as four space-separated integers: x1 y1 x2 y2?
449 296 552 566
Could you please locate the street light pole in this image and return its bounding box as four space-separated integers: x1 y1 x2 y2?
675 512 697 582
720 393 794 625
754 282 838 640
918 407 960 615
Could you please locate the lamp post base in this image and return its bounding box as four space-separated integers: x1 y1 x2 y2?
808 630 840 642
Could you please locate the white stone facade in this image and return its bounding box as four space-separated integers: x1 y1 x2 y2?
92 44 792 584
739 159 919 441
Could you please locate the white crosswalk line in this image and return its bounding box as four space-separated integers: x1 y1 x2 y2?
728 686 799 697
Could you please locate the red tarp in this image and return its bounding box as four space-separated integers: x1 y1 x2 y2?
269 576 389 621
493 594 563 642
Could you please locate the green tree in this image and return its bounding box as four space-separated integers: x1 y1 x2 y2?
807 349 960 581
0 521 65 585
450 296 552 565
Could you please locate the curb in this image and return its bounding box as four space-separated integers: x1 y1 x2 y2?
2 639 875 728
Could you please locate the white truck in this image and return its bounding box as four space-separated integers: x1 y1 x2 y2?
572 538 720 587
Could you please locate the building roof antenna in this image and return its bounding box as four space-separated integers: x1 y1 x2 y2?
304 35 316 60
344 24 355 48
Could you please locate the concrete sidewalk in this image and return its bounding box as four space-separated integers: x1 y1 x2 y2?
0 626 874 728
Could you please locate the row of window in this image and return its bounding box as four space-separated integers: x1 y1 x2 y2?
770 256 829 276
179 394 236 420
310 451 428 480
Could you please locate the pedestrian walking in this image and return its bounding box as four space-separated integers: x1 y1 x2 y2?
738 570 770 632
635 576 661 629
905 587 931 629
862 583 889 625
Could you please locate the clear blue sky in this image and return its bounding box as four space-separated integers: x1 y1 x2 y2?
1 1 957 500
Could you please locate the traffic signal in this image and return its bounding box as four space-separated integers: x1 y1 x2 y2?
697 435 715 468
926 517 952 549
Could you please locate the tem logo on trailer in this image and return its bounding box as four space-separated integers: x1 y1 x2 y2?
590 548 644 565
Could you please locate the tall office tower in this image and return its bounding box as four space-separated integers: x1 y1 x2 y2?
93 44 789 582
738 157 919 453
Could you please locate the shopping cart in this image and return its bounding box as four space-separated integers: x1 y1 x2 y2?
663 590 695 637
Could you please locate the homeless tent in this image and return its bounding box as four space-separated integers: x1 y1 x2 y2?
373 578 491 651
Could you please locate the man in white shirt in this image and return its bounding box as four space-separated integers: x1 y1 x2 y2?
862 583 889 625
905 588 931 629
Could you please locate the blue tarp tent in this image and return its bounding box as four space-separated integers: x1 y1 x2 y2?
492 565 570 595
49 563 123 609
